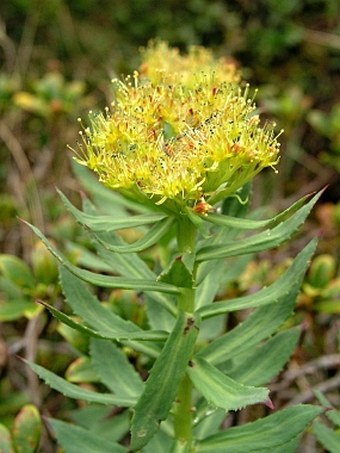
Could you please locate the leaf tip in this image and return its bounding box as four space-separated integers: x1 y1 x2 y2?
15 355 27 365
306 185 328 200
36 299 47 307
300 318 311 332
264 397 275 410
316 229 324 238
17 217 29 227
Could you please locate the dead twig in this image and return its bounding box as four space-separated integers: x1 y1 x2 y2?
271 354 340 392
23 314 46 407
285 372 340 406
304 29 340 50
0 120 45 257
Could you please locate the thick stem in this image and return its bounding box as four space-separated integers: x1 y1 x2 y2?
177 287 195 313
174 373 193 445
174 217 197 447
176 216 196 313
177 216 197 254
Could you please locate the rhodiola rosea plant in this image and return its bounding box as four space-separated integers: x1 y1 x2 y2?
24 42 323 452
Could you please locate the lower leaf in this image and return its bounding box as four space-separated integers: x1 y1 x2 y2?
195 404 322 452
187 357 269 412
26 361 135 407
90 338 144 399
48 418 127 453
12 404 41 453
228 327 301 386
0 424 14 453
313 421 340 453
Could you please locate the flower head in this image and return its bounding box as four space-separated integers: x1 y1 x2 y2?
74 43 281 213
140 41 240 87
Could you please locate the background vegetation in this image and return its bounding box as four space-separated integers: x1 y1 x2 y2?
0 1 339 451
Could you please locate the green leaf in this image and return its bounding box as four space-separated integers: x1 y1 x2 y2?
191 189 248 302
58 189 166 232
200 300 295 366
197 238 317 319
71 406 130 444
57 322 89 353
195 188 253 288
196 263 226 309
197 240 316 368
131 312 199 451
258 436 300 453
196 405 322 452
0 300 36 321
196 255 250 309
314 388 333 407
221 183 252 214
145 296 176 332
66 242 114 273
229 327 300 386
314 391 340 426
313 421 340 453
90 338 144 399
65 357 99 383
195 217 252 310
48 418 127 453
60 267 165 343
196 190 322 261
0 255 35 289
158 255 194 289
193 408 226 440
41 299 167 342
94 217 174 253
0 393 30 419
93 232 178 316
92 231 156 279
0 424 14 453
208 181 252 212
24 220 180 297
39 300 110 338
202 192 311 230
26 361 135 407
188 357 268 411
199 316 227 342
0 275 22 299
12 404 41 453
198 270 306 365
140 428 174 453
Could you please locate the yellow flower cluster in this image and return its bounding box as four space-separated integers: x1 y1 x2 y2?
139 41 240 87
74 42 281 212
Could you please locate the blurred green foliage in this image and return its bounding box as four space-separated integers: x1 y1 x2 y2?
0 404 42 453
313 391 340 452
308 103 340 172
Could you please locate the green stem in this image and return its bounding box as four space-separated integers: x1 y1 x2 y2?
177 288 195 313
174 373 193 445
177 216 197 253
174 216 197 448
